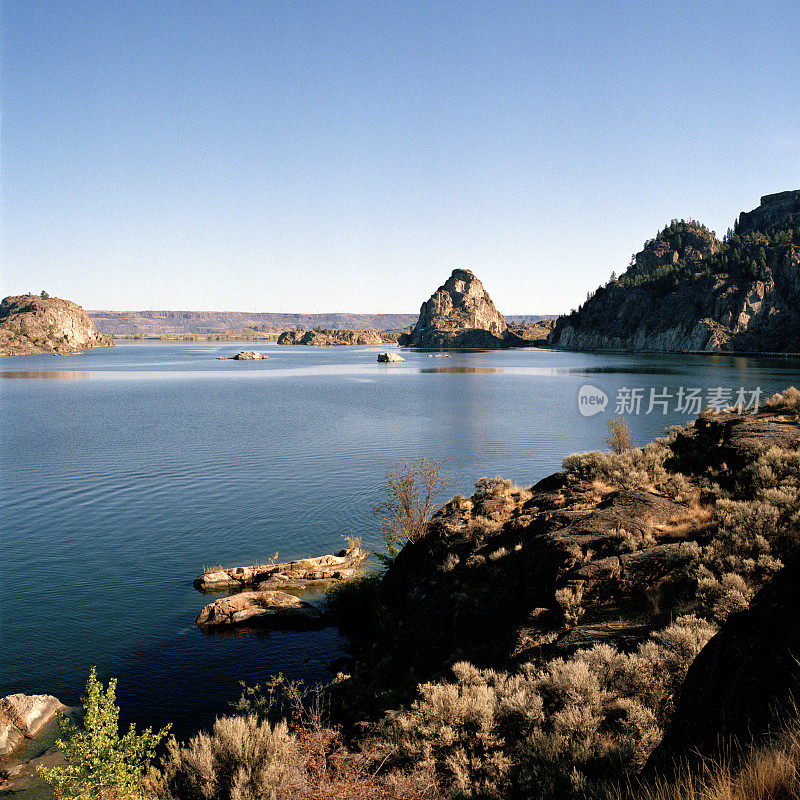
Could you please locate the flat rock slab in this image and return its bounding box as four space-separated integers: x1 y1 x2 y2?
195 590 324 629
0 694 64 758
194 545 368 592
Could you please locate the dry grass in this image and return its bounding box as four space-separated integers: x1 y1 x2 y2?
632 715 800 800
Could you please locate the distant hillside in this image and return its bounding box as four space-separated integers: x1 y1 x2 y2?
88 310 555 337
550 190 800 353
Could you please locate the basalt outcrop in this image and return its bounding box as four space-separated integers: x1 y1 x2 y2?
349 398 800 690
194 545 368 592
277 329 383 346
550 191 800 352
399 269 519 349
0 295 115 357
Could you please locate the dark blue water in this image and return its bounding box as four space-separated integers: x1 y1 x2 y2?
1 342 797 737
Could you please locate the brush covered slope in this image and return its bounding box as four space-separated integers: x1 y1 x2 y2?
322 391 800 797
0 294 115 357
550 190 800 352
277 328 384 346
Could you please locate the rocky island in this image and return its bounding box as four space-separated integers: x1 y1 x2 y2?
277 328 384 346
550 190 800 352
0 294 115 357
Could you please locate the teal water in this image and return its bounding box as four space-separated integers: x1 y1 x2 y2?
1 342 797 736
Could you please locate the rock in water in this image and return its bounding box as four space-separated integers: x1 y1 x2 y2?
194 545 369 592
377 352 406 362
0 295 115 357
230 351 269 360
277 329 383 346
398 269 509 349
195 590 325 629
0 694 64 757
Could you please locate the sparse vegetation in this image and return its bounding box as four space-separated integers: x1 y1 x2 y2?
606 417 633 454
371 457 457 561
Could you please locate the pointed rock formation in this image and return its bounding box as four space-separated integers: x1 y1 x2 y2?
399 269 511 349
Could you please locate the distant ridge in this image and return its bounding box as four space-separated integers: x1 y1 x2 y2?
88 309 555 336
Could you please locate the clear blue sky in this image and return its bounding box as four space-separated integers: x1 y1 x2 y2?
2 1 799 314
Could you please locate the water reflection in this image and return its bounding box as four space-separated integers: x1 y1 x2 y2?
0 370 92 379
420 367 504 374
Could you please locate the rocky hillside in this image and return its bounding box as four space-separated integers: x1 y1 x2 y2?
277 328 383 346
399 268 523 349
0 295 114 357
349 392 800 689
550 190 800 352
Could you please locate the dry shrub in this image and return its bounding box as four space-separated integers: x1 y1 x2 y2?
155 681 443 800
763 386 800 411
562 442 670 490
154 715 304 800
607 418 633 454
377 617 716 799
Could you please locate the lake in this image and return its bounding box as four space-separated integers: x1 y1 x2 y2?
1 341 797 738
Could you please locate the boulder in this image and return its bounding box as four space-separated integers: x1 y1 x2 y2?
377 352 406 363
0 694 64 757
231 351 268 360
195 590 325 629
194 545 368 592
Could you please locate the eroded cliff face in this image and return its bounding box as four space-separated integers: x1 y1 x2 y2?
399 269 510 349
551 191 800 353
0 295 115 357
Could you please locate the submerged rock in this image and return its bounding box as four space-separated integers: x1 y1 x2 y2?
194 545 368 592
426 353 452 358
377 352 406 362
195 590 325 629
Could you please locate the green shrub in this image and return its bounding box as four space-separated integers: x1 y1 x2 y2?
39 668 169 800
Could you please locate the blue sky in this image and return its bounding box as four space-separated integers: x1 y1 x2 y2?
2 0 799 313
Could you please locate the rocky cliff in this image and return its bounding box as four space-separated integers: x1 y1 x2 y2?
277 328 383 346
550 191 800 352
399 269 514 349
0 295 115 357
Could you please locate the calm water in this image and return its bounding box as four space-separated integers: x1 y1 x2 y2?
1 342 798 737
